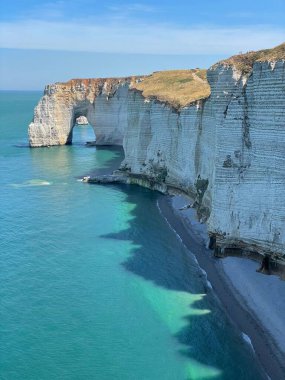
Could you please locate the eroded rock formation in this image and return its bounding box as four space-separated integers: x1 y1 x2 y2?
29 77 140 146
75 116 89 125
28 44 285 260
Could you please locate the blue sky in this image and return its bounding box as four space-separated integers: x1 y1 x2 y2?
0 0 284 89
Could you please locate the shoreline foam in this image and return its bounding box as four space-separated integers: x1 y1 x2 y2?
158 194 285 380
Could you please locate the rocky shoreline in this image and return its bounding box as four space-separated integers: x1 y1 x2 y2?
84 171 285 273
158 194 285 380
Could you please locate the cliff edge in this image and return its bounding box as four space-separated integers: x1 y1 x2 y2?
28 43 285 262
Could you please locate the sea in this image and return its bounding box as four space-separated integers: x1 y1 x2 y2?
0 91 264 380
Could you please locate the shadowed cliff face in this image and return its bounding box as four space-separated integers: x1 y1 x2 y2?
28 45 285 259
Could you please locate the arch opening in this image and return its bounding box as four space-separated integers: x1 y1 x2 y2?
68 107 96 146
72 119 96 146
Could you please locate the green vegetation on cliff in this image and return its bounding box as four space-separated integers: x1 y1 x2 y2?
132 69 210 108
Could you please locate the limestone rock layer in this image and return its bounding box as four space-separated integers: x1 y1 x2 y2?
28 57 285 259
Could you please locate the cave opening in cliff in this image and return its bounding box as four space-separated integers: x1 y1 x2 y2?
70 113 96 146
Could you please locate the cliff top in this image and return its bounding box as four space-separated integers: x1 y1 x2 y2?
214 42 285 74
58 77 139 86
49 76 143 101
131 69 210 108
57 70 211 109
51 72 210 108
55 76 141 92
48 43 284 106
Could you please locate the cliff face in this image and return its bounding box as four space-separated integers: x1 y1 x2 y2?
207 60 285 257
28 46 285 259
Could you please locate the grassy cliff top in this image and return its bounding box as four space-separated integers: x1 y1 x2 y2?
214 42 285 74
132 69 210 108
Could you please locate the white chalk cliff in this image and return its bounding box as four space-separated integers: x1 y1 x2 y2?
29 44 285 260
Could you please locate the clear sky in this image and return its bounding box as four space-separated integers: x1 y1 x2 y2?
0 0 284 90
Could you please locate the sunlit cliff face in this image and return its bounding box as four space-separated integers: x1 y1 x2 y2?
28 77 138 146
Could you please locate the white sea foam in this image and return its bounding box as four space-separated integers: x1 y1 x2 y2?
242 332 255 352
207 280 213 289
11 179 51 187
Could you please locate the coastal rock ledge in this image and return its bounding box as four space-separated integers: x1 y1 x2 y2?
29 44 285 262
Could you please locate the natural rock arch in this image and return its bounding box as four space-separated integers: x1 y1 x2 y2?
67 101 95 144
29 78 132 147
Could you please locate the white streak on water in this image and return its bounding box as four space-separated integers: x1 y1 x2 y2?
207 280 213 289
242 332 255 353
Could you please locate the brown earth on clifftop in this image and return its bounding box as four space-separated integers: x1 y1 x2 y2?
213 42 285 74
132 69 210 108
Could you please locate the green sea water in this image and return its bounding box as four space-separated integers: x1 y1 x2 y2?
0 91 264 380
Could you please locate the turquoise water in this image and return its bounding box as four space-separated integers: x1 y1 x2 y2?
0 92 264 380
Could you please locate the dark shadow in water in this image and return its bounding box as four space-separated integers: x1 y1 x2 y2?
96 183 265 380
79 146 124 179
